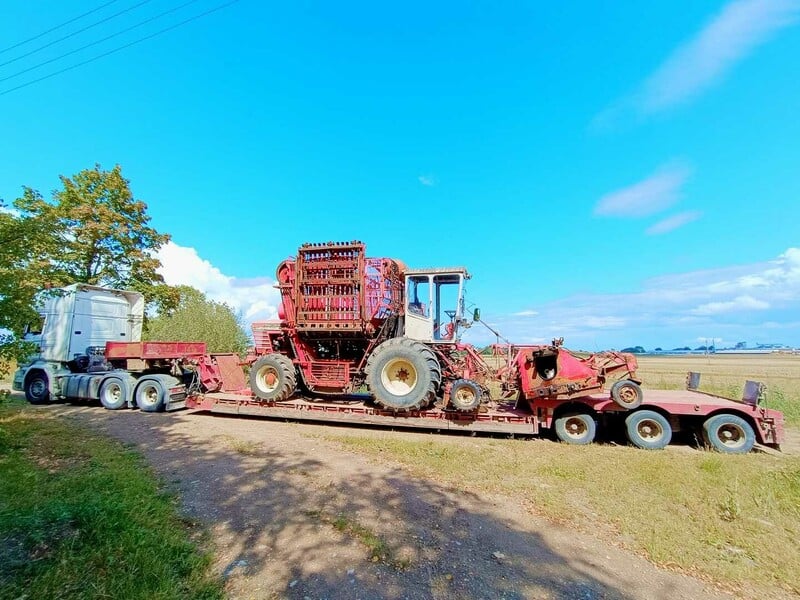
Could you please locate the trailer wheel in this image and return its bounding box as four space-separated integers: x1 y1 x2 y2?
135 379 166 412
554 413 596 445
99 376 128 410
449 379 481 411
365 338 440 411
703 414 755 454
24 371 50 405
625 410 671 450
611 380 643 410
250 354 297 402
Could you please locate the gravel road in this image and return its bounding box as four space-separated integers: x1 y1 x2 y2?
28 402 741 600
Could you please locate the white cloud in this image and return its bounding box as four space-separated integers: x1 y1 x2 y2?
691 295 770 315
593 0 800 125
418 174 437 186
640 0 800 113
513 310 538 317
156 241 280 323
646 210 703 235
595 162 692 217
464 247 800 349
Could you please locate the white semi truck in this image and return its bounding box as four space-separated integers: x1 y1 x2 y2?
12 284 197 411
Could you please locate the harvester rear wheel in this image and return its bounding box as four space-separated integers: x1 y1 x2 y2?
365 338 440 411
449 379 481 411
250 354 297 402
611 380 643 410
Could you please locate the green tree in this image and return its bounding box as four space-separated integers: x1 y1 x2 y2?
144 286 249 354
0 165 178 368
13 164 178 311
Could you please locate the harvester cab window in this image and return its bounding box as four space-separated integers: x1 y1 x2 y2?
433 274 461 340
407 277 430 317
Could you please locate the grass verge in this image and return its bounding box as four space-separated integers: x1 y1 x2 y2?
0 397 223 600
325 432 800 596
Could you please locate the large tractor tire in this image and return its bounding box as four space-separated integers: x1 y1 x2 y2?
365 338 441 411
250 354 297 402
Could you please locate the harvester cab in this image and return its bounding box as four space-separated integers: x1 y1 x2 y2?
403 267 470 344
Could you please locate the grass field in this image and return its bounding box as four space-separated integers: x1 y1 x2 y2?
635 353 800 426
321 353 800 598
0 397 223 600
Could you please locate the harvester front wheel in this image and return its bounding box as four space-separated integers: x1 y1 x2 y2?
449 379 481 411
366 338 440 411
250 354 297 402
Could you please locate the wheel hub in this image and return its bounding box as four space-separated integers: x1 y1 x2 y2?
381 358 417 396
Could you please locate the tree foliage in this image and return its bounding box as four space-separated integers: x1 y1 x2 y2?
0 165 178 365
143 286 249 355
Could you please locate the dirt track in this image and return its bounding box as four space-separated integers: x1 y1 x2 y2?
28 402 741 600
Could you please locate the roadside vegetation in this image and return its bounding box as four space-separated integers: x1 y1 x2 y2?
322 354 800 597
0 397 223 600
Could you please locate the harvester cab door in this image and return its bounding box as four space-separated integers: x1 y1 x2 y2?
404 270 466 343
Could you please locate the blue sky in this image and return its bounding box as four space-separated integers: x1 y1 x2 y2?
1 0 799 350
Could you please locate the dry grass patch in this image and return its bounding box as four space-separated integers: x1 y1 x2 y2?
324 432 800 597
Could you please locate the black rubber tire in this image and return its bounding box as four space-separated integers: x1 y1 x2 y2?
625 410 671 450
449 379 481 411
365 338 441 411
554 412 596 445
611 380 643 410
249 354 297 401
24 371 50 405
99 376 128 410
135 379 166 412
703 414 755 454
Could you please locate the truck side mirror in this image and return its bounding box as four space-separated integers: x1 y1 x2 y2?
473 308 480 322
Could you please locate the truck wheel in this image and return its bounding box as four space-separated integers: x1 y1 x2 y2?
250 354 296 401
99 376 128 410
611 380 643 410
625 410 671 450
365 338 440 411
554 413 596 445
135 379 166 412
24 371 50 405
703 414 755 454
449 379 481 411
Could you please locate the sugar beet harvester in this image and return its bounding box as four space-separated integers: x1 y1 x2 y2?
13 242 785 453
247 241 642 413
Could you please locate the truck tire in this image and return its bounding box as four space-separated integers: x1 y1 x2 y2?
365 338 440 411
135 378 167 412
625 410 671 450
99 376 129 410
24 371 50 405
703 414 755 454
449 379 481 411
554 412 596 445
250 354 297 402
611 380 643 410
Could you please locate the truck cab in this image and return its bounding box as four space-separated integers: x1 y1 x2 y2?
403 267 470 343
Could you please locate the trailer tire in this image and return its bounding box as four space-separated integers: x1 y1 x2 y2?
554 413 596 445
24 371 50 405
366 338 440 411
625 410 671 450
703 414 755 454
449 379 481 411
99 376 128 410
611 380 643 410
135 379 167 412
250 354 297 402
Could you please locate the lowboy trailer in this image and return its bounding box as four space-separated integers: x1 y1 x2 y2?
13 244 785 454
